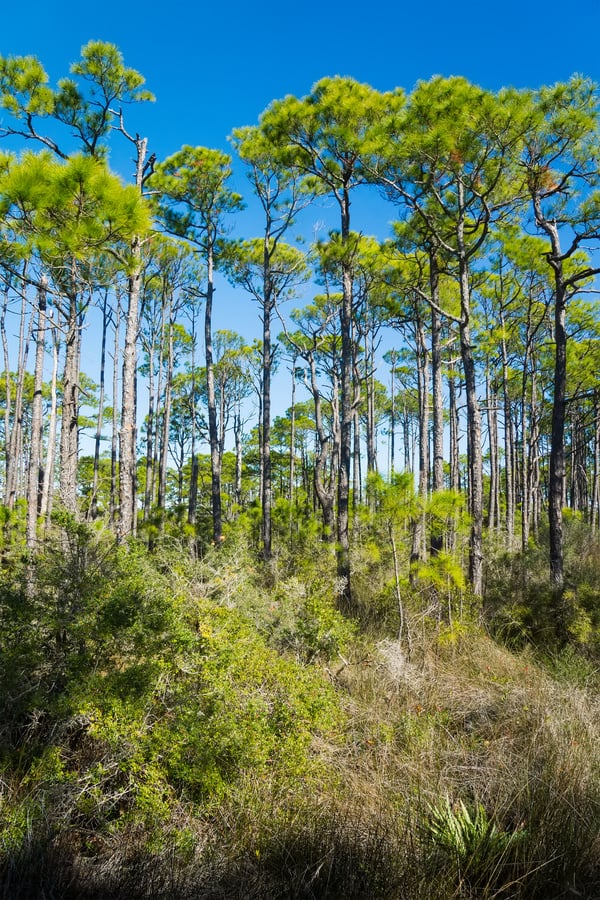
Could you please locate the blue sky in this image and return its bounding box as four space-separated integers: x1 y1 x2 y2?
3 0 600 432
3 0 599 165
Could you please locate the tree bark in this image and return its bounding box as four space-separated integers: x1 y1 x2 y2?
205 243 223 545
58 289 81 515
26 278 47 549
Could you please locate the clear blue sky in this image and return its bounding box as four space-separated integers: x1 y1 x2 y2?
3 0 599 166
3 1 600 430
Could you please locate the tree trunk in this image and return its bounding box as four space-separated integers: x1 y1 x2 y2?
4 277 31 509
205 243 223 545
486 370 499 532
58 292 81 516
110 294 120 528
411 315 429 574
90 290 110 520
430 257 445 495
261 253 274 561
549 281 567 587
458 251 484 598
41 309 60 524
119 136 148 541
158 312 174 513
26 278 47 549
337 186 353 607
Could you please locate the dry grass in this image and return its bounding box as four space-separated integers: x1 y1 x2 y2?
2 626 599 899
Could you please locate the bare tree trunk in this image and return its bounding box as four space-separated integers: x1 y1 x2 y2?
234 406 243 508
158 314 174 513
289 360 297 505
188 341 199 528
449 374 460 495
388 351 397 476
26 278 47 549
353 408 361 512
365 327 377 475
500 327 515 549
143 340 156 520
592 393 600 532
411 316 429 575
458 250 484 597
5 277 31 509
58 291 81 515
119 135 148 541
205 244 223 545
549 282 567 587
110 295 120 527
261 266 274 561
486 370 499 532
430 259 445 495
90 290 110 520
41 309 60 524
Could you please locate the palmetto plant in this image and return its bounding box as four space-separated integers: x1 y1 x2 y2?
423 796 526 891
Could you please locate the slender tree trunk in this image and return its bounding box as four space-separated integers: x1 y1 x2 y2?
365 326 377 475
389 353 396 476
110 295 120 527
549 281 567 587
205 243 223 545
486 370 499 532
458 251 484 598
261 258 274 561
5 278 31 509
500 325 515 549
591 393 600 532
41 310 60 524
119 240 142 539
449 374 460 494
144 342 156 520
234 406 243 508
306 354 336 541
353 408 361 511
158 315 174 513
26 278 47 549
289 360 297 505
58 291 81 516
430 257 445 495
411 316 429 574
337 186 353 607
188 343 199 528
90 291 110 520
119 136 148 541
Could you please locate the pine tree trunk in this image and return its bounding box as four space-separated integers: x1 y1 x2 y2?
90 291 110 521
458 253 484 598
411 316 429 574
119 136 148 541
500 321 515 549
41 310 60 524
26 278 47 549
337 187 353 607
549 283 567 587
486 370 499 532
110 296 120 528
205 244 223 545
5 278 31 509
261 259 274 561
58 292 81 516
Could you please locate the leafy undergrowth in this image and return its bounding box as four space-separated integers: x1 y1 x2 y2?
1 528 599 898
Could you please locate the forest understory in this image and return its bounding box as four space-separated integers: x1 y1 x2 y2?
1 512 599 900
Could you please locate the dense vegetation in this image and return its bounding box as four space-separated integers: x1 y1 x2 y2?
0 42 600 898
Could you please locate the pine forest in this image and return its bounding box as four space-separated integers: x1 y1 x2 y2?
1 42 600 898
